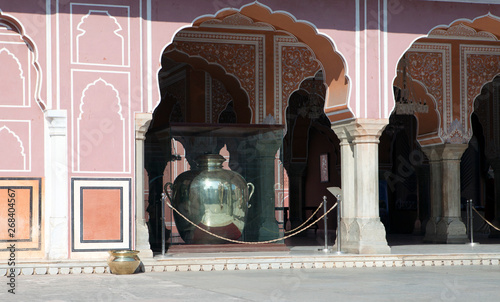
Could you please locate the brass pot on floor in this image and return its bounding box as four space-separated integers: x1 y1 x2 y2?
107 250 141 274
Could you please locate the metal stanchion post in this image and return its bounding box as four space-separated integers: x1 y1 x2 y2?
335 194 343 255
319 196 331 253
469 199 476 246
466 199 470 240
161 193 166 257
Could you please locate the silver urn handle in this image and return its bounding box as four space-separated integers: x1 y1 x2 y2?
247 183 255 208
164 182 173 201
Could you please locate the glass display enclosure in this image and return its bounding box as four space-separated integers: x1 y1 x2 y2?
154 123 286 248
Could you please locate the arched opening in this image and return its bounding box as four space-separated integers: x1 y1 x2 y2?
383 14 500 244
472 76 500 237
282 73 341 243
143 3 348 252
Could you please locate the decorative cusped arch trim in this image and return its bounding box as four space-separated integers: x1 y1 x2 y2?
410 79 443 147
392 13 500 146
432 13 500 40
0 11 45 111
192 2 352 122
153 49 252 129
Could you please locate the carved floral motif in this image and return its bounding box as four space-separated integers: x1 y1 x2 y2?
169 32 263 122
461 46 500 140
405 44 452 143
406 51 443 115
300 77 326 97
211 78 233 123
279 45 321 122
167 78 186 122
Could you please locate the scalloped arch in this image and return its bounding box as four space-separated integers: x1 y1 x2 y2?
191 2 351 120
0 11 45 110
153 49 252 128
394 13 500 146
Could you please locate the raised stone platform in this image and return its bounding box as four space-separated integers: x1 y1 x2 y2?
2 243 500 275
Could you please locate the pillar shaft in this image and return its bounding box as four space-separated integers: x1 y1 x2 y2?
135 113 153 257
332 119 390 254
423 144 467 243
422 145 444 242
45 110 69 259
255 136 282 240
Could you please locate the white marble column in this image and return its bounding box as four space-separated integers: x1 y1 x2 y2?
45 110 69 259
135 113 153 257
331 119 390 254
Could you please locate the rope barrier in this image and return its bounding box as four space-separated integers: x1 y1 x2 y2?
165 199 338 244
285 202 323 234
472 207 500 232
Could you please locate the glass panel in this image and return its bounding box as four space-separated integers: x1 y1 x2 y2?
156 123 285 247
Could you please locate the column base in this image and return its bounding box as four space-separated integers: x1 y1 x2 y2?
136 221 153 258
258 220 282 242
423 219 438 243
48 217 68 260
336 218 391 254
435 217 467 244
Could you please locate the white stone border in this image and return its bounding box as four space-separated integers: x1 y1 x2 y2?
2 254 500 275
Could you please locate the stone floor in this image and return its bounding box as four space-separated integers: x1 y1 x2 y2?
6 264 500 301
3 233 500 274
2 233 500 300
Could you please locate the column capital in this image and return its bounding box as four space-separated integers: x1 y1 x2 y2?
45 109 67 137
441 144 468 160
421 144 445 162
255 133 282 156
422 144 468 162
135 113 152 140
331 118 389 143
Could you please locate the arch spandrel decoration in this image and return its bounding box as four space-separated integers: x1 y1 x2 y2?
154 50 251 128
178 2 350 124
461 47 500 140
401 43 450 146
167 33 259 121
397 15 500 147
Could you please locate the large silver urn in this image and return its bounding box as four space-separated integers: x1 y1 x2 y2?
165 154 254 244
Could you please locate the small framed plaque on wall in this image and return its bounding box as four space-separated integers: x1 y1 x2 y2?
320 153 329 183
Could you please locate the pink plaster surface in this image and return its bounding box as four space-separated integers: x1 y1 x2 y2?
0 0 498 174
2 0 500 257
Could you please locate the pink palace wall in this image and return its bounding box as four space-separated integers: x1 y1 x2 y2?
1 0 500 258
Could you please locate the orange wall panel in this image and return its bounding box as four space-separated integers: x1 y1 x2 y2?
81 188 122 241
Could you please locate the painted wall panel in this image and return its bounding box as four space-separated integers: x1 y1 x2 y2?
81 188 122 241
0 178 42 255
71 178 130 252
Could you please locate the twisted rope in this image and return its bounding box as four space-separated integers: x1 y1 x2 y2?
165 198 338 244
472 207 500 232
285 202 323 234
